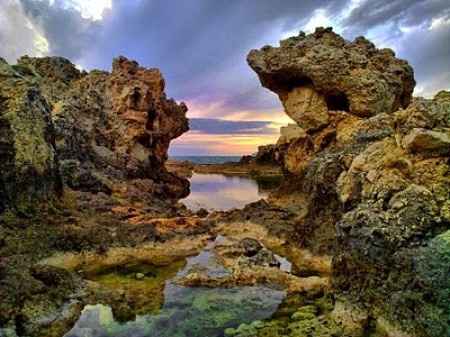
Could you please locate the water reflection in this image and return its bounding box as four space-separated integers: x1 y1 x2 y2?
182 173 281 211
65 237 285 337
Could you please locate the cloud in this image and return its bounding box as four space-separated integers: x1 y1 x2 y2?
0 0 49 62
15 0 347 104
343 0 450 35
190 118 278 135
340 0 450 97
19 0 101 60
1 0 449 154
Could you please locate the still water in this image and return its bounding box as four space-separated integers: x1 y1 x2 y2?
181 173 281 211
64 237 285 337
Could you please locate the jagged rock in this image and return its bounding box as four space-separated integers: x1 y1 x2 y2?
249 29 450 336
255 144 281 165
12 55 190 200
283 135 314 174
248 27 415 120
0 61 62 212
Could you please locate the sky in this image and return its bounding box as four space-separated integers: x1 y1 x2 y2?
1 0 449 155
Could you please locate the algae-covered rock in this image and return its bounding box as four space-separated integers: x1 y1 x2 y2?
0 61 62 213
249 29 450 337
19 55 190 200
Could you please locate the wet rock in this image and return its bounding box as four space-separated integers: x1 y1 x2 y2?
135 273 145 280
31 264 75 288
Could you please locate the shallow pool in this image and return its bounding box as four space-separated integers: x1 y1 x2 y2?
181 173 280 211
64 237 286 337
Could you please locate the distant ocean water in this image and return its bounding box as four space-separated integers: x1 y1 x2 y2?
171 156 241 164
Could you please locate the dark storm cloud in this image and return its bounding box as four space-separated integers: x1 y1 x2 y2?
343 0 450 35
10 0 450 107
18 0 347 106
342 0 450 96
19 0 100 60
190 118 277 135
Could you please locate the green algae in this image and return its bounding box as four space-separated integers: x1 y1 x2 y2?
66 245 286 337
224 294 342 337
67 285 285 337
414 230 450 337
88 261 186 316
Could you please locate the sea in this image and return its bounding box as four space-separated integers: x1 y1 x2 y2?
170 156 241 164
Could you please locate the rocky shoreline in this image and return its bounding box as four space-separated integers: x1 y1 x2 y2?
1 27 449 337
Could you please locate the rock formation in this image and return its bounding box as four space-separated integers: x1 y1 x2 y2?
248 27 415 121
249 27 450 337
0 55 189 214
0 58 62 213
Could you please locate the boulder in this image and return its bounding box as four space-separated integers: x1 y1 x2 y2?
277 124 306 145
249 29 450 336
248 27 414 120
281 86 329 131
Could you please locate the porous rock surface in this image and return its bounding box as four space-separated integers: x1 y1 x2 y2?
248 27 415 122
0 55 193 336
249 27 450 337
0 58 62 213
0 55 189 213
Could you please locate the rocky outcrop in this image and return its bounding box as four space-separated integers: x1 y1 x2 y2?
249 27 449 337
0 58 62 213
0 55 189 213
0 55 192 335
248 26 415 120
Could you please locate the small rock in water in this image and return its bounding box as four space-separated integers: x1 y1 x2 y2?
135 273 145 280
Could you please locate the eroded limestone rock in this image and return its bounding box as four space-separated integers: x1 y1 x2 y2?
248 27 415 119
403 128 450 155
277 124 306 145
282 86 329 131
11 55 190 200
249 29 450 337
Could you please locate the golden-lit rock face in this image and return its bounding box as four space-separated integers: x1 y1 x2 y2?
108 56 189 169
282 86 329 132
